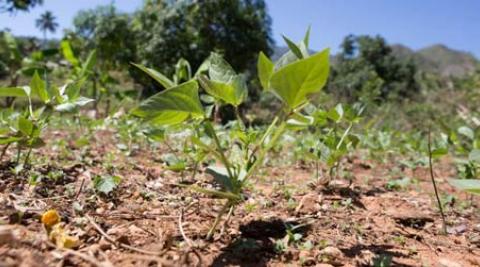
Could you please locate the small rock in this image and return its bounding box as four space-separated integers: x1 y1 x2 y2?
447 224 467 234
355 250 375 266
439 258 462 267
98 238 112 250
295 193 319 214
317 246 343 265
467 256 480 266
320 246 343 258
0 226 15 245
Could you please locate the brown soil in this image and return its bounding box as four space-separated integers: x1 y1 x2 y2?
0 130 479 267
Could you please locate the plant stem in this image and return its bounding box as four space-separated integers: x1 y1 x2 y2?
24 146 33 166
427 131 447 234
206 121 235 179
15 144 21 165
206 201 231 240
0 143 10 162
243 120 287 183
234 106 245 130
336 122 353 150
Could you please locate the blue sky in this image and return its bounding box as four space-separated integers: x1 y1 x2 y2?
1 0 479 57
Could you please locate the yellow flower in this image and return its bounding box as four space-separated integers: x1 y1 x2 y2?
41 209 60 227
49 224 79 249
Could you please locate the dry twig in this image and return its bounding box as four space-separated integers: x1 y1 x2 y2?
86 215 163 256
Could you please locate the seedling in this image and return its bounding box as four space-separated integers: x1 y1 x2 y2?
0 71 93 166
132 28 330 240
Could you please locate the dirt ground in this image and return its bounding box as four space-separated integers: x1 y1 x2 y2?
1 129 479 267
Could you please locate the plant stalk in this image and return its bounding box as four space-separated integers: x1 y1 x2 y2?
206 121 235 179
0 143 11 162
427 131 447 234
24 146 33 166
206 201 231 240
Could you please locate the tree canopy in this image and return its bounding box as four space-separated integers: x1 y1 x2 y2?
329 34 419 103
0 0 43 13
133 0 273 77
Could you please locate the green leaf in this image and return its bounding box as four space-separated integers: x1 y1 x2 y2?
181 184 241 201
60 40 79 67
206 53 236 83
198 53 247 106
286 112 314 130
81 50 97 77
303 26 311 48
431 148 448 158
0 87 30 97
132 63 175 89
18 117 33 136
30 71 49 103
0 136 21 145
270 48 330 110
94 175 122 194
198 75 246 106
327 104 344 122
206 165 234 192
55 97 94 112
4 32 21 63
65 78 86 100
448 179 480 195
257 52 274 90
468 149 480 163
143 128 165 142
458 126 474 140
282 35 304 59
132 80 204 125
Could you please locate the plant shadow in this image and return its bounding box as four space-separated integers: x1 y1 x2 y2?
210 219 311 267
341 244 415 267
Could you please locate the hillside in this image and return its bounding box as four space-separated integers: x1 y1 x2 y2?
273 44 478 77
392 44 478 77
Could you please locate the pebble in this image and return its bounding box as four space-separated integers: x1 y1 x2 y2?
439 258 462 267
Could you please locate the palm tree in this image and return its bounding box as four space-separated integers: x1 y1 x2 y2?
35 11 58 45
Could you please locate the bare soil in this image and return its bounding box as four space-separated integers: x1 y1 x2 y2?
1 130 479 267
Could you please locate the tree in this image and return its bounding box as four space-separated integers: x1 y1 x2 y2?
329 35 418 103
35 11 58 45
133 0 273 92
0 0 43 13
72 5 135 69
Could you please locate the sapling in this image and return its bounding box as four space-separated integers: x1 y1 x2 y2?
133 28 330 240
0 72 94 166
311 103 363 183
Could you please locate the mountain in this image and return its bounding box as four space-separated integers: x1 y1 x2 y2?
391 44 478 77
273 44 478 77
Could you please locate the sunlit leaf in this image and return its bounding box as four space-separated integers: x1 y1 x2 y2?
60 40 79 67
458 126 474 140
468 149 480 163
448 179 480 195
93 175 122 194
270 48 330 110
18 117 33 136
132 63 175 88
30 71 49 103
257 52 274 90
0 86 30 97
132 80 204 125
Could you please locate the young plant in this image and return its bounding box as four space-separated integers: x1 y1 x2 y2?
0 72 93 166
132 29 330 240
310 103 363 183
